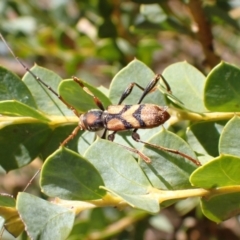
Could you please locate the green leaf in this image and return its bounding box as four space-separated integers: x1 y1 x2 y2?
204 62 240 112
0 122 51 171
77 131 96 156
163 62 207 112
84 139 161 213
187 121 223 157
67 220 89 239
190 155 240 223
109 59 167 106
41 148 106 200
59 79 111 113
191 155 240 222
105 188 160 213
23 65 73 116
85 138 151 194
190 155 240 188
140 129 198 190
0 100 50 121
0 66 36 107
0 194 15 207
0 194 24 238
41 124 81 160
17 192 75 240
201 192 240 223
219 116 240 156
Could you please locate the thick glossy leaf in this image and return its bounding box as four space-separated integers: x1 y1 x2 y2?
0 194 24 237
0 122 51 171
190 155 240 188
219 116 240 156
204 62 240 112
140 129 198 190
23 65 73 116
0 100 50 121
187 121 223 157
0 66 36 107
201 192 240 223
191 153 240 223
162 62 207 112
59 79 111 113
109 59 167 106
0 194 15 207
41 148 106 200
85 138 151 194
17 192 75 240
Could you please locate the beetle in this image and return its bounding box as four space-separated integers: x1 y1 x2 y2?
0 34 201 166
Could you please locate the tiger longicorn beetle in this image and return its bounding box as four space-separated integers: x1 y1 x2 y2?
0 34 201 167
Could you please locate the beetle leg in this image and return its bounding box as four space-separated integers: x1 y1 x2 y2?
118 82 145 104
131 130 201 166
108 131 117 141
72 76 105 111
61 125 81 146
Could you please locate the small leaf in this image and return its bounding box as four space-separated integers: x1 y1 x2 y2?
204 62 240 112
23 65 73 116
109 59 167 106
219 116 240 156
140 129 198 190
0 100 50 121
190 155 240 188
0 194 15 207
0 194 24 237
0 66 36 107
163 62 207 112
59 79 111 113
17 192 75 240
201 192 240 223
41 124 81 160
0 122 51 171
85 138 151 194
190 154 240 223
41 148 106 200
187 121 223 157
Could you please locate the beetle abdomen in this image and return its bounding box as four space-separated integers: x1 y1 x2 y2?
103 104 170 131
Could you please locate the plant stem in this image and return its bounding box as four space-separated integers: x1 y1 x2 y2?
55 186 240 213
169 108 239 122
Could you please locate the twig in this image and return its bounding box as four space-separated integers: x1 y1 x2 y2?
188 0 221 68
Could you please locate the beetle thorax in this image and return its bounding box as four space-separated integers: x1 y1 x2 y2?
79 109 104 131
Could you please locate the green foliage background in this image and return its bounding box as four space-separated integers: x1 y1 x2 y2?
1 0 240 239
